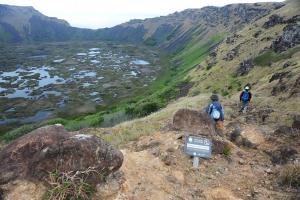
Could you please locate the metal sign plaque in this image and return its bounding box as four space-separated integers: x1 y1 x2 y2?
184 135 212 158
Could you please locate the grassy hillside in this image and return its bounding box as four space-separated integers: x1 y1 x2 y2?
96 2 284 53
80 0 300 147
187 0 300 124
0 4 94 43
2 1 299 143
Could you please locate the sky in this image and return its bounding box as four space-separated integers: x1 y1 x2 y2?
0 0 284 29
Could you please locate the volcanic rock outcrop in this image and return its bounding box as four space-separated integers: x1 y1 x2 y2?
0 125 123 186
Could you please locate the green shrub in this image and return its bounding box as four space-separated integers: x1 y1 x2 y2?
223 145 232 158
221 90 229 97
1 118 67 142
65 115 103 131
159 87 179 101
125 99 163 117
144 37 157 46
253 50 275 66
206 65 213 70
139 101 160 116
1 115 104 142
254 46 300 66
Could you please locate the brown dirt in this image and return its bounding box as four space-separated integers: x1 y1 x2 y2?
1 112 299 200
106 126 297 200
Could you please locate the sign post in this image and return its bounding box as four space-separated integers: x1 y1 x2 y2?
193 157 200 168
184 135 212 169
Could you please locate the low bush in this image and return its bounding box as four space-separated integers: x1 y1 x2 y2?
144 37 157 46
126 100 162 117
279 164 300 189
223 145 232 158
254 46 300 66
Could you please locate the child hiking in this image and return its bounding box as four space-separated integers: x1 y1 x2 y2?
239 86 252 113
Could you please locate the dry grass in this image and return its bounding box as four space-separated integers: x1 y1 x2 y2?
87 1 300 148
279 164 300 189
90 94 211 146
43 168 100 200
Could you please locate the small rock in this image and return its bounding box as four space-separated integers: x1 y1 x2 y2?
166 147 176 153
274 126 295 136
282 61 297 68
265 168 272 174
149 147 160 157
269 186 273 190
172 170 185 183
253 189 259 194
239 159 245 165
253 30 262 38
165 175 179 184
226 36 235 44
236 59 254 76
161 153 175 166
292 115 300 130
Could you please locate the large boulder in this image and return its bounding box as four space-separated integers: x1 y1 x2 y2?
272 23 300 52
0 125 123 186
172 109 231 155
173 109 216 136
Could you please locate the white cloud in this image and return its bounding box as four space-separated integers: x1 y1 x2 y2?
0 0 284 28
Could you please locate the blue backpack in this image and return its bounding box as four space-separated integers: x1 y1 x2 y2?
241 91 250 102
210 104 221 120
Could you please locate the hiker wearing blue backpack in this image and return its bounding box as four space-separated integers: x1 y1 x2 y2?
239 86 252 113
206 94 224 130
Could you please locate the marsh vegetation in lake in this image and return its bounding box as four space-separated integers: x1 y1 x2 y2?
0 42 161 125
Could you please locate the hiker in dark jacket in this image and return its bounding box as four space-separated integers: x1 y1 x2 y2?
206 94 224 130
239 86 252 113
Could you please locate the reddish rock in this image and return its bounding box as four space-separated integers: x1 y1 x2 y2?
0 125 123 186
172 109 216 136
212 137 231 154
173 109 231 155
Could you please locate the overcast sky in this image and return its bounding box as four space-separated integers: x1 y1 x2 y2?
0 0 284 29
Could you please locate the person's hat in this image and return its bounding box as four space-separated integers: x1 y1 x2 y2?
210 94 219 101
245 86 250 90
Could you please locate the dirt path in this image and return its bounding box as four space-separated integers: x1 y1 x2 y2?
102 119 296 200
